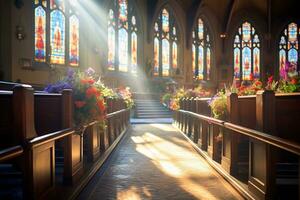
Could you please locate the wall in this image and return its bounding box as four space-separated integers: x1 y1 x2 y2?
1 0 300 89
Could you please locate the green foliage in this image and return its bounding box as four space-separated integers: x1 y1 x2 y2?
209 92 227 120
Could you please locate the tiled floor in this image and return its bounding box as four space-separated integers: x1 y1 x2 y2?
77 124 243 200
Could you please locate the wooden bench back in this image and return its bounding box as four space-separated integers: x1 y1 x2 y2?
275 93 300 142
0 91 14 148
34 93 63 136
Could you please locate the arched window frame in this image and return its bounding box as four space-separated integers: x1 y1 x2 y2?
278 22 300 78
107 0 139 74
233 21 261 81
192 18 212 80
33 0 80 67
153 7 179 77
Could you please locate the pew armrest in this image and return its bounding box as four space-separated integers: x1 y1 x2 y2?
0 145 24 162
29 128 75 148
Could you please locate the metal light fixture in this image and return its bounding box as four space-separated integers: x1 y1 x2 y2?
16 25 26 40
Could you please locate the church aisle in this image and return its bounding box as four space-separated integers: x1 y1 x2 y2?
77 124 243 200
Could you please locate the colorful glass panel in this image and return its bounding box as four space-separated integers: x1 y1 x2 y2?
172 42 177 69
132 16 136 25
162 9 169 33
154 37 160 76
242 47 251 80
253 47 260 78
234 48 240 79
242 22 251 41
50 0 64 11
207 48 211 80
118 28 128 72
35 6 46 62
69 15 79 66
288 23 297 43
118 0 127 22
50 10 65 64
108 26 115 70
279 49 286 78
288 48 298 63
131 32 137 73
198 18 204 40
162 39 170 76
198 46 204 80
192 44 196 78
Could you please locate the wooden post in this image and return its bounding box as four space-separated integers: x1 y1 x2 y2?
221 93 239 175
13 86 55 200
61 89 83 185
207 124 221 162
187 98 194 137
248 90 276 199
13 85 37 142
85 124 101 162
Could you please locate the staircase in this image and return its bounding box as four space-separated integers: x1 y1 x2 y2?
134 99 172 119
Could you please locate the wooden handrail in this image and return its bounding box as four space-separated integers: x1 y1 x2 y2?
107 108 129 118
0 145 24 162
177 109 300 156
179 110 224 126
0 91 13 95
29 128 74 148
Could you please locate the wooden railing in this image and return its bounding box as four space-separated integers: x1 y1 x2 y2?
174 91 300 199
0 85 131 200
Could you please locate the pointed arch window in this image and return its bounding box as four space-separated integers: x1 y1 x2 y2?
279 22 300 78
192 18 212 80
153 8 179 77
107 0 139 74
233 22 260 80
34 0 79 66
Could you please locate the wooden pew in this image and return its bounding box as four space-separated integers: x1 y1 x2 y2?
195 98 211 152
34 90 84 185
249 91 300 199
222 94 256 178
0 86 75 199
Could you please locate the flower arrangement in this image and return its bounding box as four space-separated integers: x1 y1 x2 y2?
266 61 300 93
162 86 212 111
236 79 263 96
116 87 134 109
44 68 107 130
208 91 227 119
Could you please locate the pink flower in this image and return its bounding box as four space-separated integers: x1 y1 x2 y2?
268 76 273 85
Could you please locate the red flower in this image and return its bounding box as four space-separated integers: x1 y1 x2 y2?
249 73 254 81
75 101 86 108
97 100 106 112
86 87 101 98
291 79 297 85
81 78 95 85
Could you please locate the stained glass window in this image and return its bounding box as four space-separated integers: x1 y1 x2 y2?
172 42 177 69
69 15 79 66
108 0 138 73
153 7 179 77
131 32 137 73
34 0 79 66
162 39 170 76
192 17 212 80
279 22 300 77
234 22 260 80
207 48 211 80
119 28 128 72
50 10 65 64
192 44 196 76
34 6 46 62
154 37 160 76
